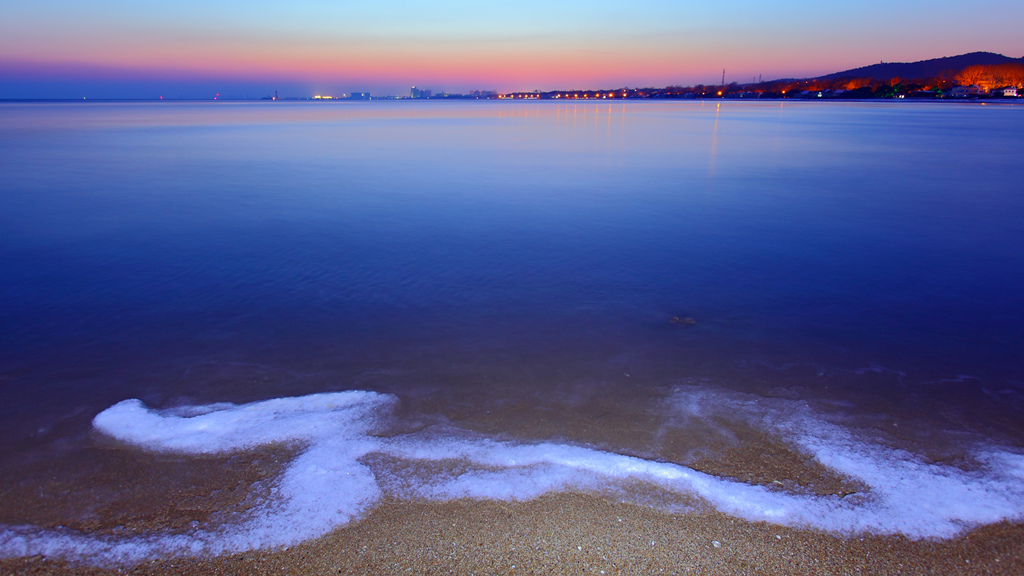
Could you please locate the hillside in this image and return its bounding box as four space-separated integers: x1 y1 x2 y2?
819 52 1024 81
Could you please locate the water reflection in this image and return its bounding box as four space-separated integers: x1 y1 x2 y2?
1 101 1023 445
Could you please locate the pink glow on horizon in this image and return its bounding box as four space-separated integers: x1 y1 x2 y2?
0 19 899 93
5 20 1008 95
3 1 1023 98
3 43 865 94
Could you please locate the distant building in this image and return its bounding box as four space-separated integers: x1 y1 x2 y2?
410 87 432 99
350 92 371 100
948 85 981 98
993 86 1018 97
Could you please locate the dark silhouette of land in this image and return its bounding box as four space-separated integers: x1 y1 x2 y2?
820 52 1024 82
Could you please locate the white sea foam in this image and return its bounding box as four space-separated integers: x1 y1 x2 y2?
3 387 1024 564
1 392 394 564
665 386 1024 536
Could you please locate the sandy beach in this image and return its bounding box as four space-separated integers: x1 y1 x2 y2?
4 493 1023 575
3 400 1023 576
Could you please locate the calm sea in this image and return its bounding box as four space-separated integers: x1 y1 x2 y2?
2 100 1024 558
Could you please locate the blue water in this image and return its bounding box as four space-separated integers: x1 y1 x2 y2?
2 100 1024 462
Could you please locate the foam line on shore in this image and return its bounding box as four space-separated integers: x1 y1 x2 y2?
2 387 1024 564
665 386 1024 536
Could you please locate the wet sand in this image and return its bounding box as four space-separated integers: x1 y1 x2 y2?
2 434 1022 575
3 370 1024 574
3 494 1023 575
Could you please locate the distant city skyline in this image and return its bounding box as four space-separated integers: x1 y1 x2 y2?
2 0 1023 99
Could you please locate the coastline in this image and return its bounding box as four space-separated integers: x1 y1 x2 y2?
3 384 1024 574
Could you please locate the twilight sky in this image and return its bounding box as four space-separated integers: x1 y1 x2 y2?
2 0 1022 98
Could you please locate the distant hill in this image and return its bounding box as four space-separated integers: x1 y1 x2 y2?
819 52 1024 81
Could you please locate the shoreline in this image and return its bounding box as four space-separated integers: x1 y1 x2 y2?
3 387 1024 574
4 494 1023 575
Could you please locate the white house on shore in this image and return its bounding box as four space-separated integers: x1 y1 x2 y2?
993 86 1018 97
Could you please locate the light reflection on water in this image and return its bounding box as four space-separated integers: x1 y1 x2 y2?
1 100 1023 458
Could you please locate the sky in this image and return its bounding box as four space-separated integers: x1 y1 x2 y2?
1 0 1022 99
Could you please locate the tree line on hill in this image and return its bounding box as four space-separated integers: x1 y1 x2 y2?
746 62 1023 98
501 53 1024 100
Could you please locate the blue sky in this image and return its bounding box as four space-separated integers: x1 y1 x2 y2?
2 0 1022 98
